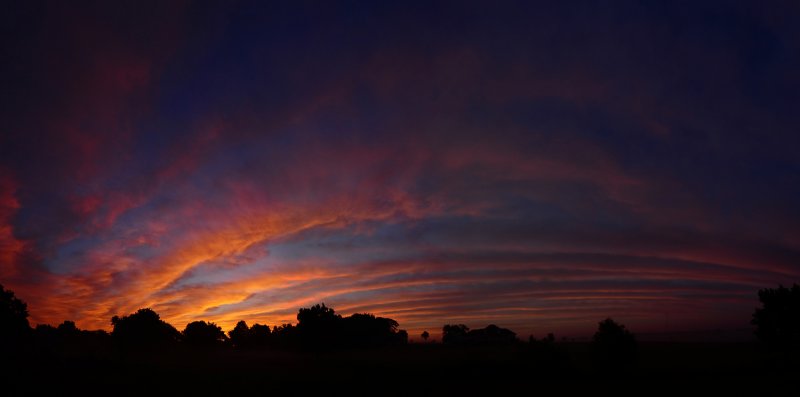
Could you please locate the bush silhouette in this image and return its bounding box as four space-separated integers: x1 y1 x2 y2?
271 323 297 347
183 321 227 347
421 330 429 342
442 324 517 346
466 324 517 346
752 284 800 351
57 320 79 335
528 333 555 344
32 321 111 356
111 308 181 349
0 283 31 348
526 333 569 372
592 318 637 371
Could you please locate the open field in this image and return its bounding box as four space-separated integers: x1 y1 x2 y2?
7 342 795 396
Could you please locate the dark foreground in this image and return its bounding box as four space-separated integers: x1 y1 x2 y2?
6 342 796 396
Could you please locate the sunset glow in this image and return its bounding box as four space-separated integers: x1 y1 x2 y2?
2 1 799 340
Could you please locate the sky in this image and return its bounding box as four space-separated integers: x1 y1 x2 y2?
1 1 799 339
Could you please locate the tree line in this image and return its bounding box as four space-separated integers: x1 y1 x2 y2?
107 303 409 350
2 282 799 361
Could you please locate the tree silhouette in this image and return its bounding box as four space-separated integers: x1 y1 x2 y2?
421 330 429 342
271 323 297 347
442 324 469 345
229 320 272 348
111 308 181 349
228 320 251 348
183 321 227 347
342 313 402 347
250 323 272 346
35 324 58 337
34 320 111 356
57 321 75 330
57 320 78 334
0 283 31 348
396 329 409 345
293 304 408 348
752 283 800 350
592 318 637 370
297 303 341 349
297 303 341 328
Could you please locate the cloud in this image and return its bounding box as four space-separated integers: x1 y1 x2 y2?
2 1 799 339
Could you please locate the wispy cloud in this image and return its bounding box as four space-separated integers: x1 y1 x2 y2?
2 1 799 338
